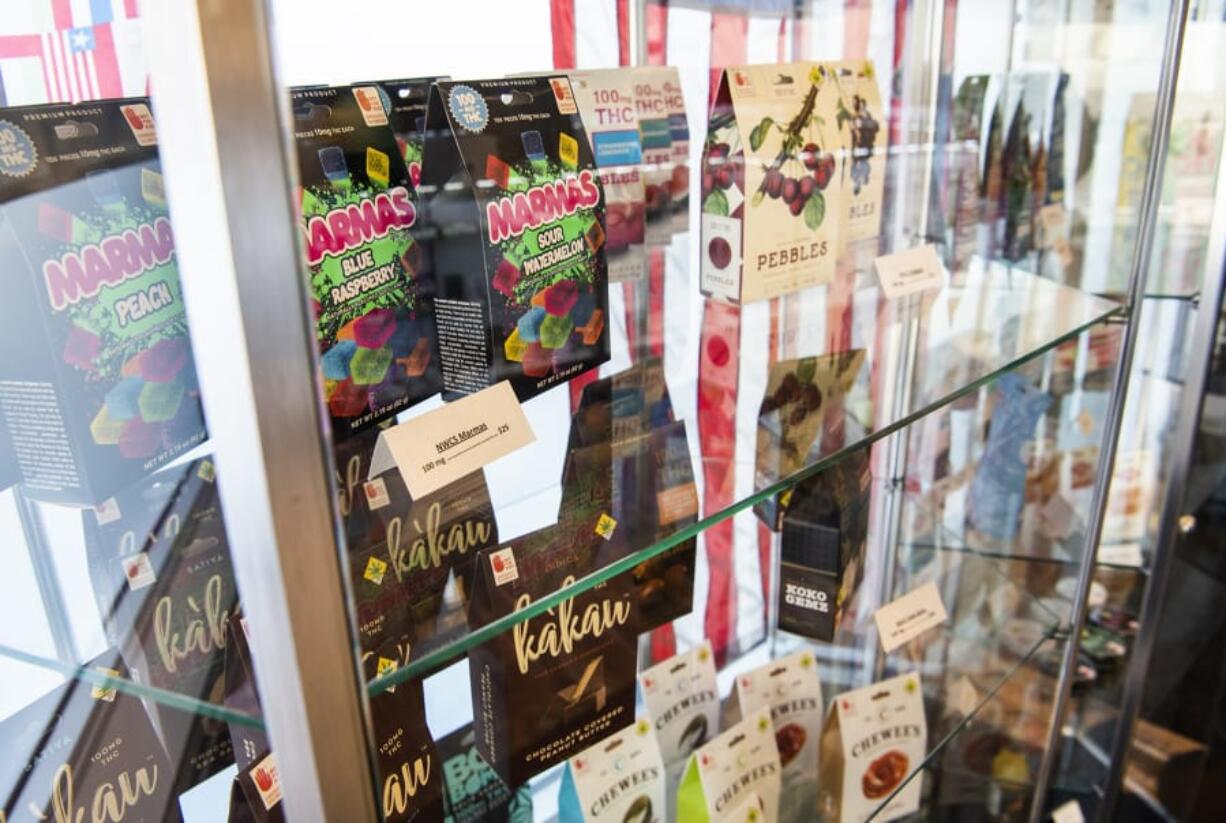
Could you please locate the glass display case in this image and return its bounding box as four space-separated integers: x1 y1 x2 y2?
0 1 1220 822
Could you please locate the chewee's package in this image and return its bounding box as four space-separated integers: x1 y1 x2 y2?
465 507 637 786
82 455 237 794
700 63 843 304
558 717 666 823
569 69 647 281
676 707 782 823
438 724 533 822
818 671 926 823
639 640 720 817
0 651 182 823
419 76 610 400
0 99 207 504
291 85 441 437
362 643 447 822
734 650 825 823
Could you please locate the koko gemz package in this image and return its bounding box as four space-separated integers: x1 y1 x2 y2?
0 651 182 823
558 717 666 823
465 511 637 786
734 650 825 823
639 640 720 816
700 63 842 304
419 76 610 400
569 69 647 281
83 456 237 794
676 707 782 823
349 461 498 659
362 644 446 823
817 672 926 823
778 447 871 643
0 100 206 505
291 85 441 437
439 724 533 822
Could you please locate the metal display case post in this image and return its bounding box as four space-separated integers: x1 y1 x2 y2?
1097 72 1226 822
1027 1 1192 819
141 0 381 819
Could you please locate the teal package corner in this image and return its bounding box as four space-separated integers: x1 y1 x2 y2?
0 99 206 505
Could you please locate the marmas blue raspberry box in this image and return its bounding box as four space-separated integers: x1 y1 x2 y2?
0 99 206 505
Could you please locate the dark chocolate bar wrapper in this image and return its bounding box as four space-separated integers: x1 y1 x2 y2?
420 75 610 400
223 611 271 772
439 724 533 822
291 84 442 437
466 504 638 786
0 99 207 504
0 650 183 823
777 448 871 642
82 455 236 794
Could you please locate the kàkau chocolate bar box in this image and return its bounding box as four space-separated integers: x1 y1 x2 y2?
419 76 610 400
291 84 441 437
223 612 287 823
83 456 237 795
466 509 638 787
700 63 843 304
569 69 647 281
0 99 207 505
0 651 183 823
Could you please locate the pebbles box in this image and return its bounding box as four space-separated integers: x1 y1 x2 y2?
419 76 610 401
0 100 207 505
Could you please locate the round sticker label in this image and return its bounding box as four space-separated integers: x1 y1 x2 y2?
448 84 488 133
0 121 37 177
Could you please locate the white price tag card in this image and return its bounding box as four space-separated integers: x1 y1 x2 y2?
1039 203 1068 243
1051 800 1085 823
371 381 535 498
874 581 948 653
875 244 945 299
1097 542 1144 567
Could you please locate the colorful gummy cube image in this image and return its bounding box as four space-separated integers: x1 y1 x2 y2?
329 379 367 417
388 317 421 358
120 351 145 378
350 345 393 385
400 241 422 276
119 419 161 459
62 325 102 371
539 314 573 350
38 202 74 242
530 289 547 309
493 260 521 298
521 130 546 162
139 168 165 207
90 407 125 445
368 371 409 410
579 309 605 346
319 146 349 184
584 219 605 253
485 154 512 190
354 308 397 349
160 399 206 450
324 378 339 399
140 337 189 382
337 318 357 341
517 307 546 343
522 343 552 378
542 279 579 317
105 376 145 421
399 338 431 377
322 339 358 380
138 377 185 423
503 327 526 363
570 290 596 327
86 169 122 205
